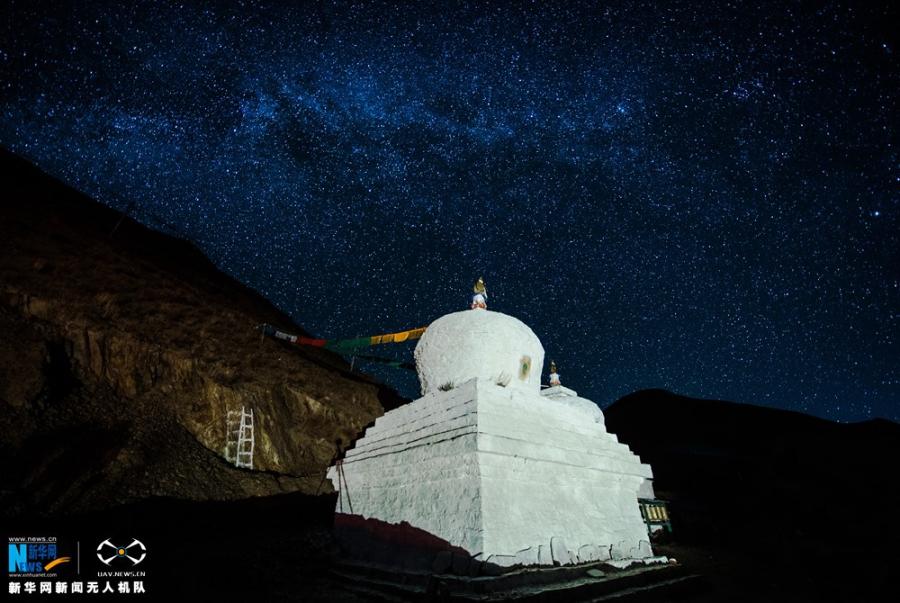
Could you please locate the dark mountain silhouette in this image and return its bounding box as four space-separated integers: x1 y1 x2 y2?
606 389 900 602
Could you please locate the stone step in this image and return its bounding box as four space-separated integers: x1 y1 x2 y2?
330 568 427 602
339 453 649 492
351 419 627 461
344 428 647 474
329 559 705 602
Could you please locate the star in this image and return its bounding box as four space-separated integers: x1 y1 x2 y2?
0 1 896 422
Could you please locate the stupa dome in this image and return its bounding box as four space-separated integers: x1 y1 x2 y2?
414 309 545 395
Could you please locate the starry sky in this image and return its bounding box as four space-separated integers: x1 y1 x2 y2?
2 1 897 422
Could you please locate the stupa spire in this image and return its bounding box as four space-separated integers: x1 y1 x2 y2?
470 276 488 310
549 360 561 387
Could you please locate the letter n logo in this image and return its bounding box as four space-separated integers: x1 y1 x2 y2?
8 544 27 573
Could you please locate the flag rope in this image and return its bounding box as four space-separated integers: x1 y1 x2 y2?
257 323 427 353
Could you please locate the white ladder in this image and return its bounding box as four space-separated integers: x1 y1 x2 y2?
225 407 254 469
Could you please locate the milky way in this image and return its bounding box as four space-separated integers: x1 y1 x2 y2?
2 1 897 421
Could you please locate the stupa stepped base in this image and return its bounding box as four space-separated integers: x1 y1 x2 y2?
328 377 654 568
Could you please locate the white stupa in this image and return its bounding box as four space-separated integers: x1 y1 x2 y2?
327 308 656 568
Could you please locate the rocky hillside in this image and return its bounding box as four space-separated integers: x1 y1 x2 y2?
0 148 404 516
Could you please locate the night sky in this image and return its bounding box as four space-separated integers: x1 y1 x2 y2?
2 1 897 422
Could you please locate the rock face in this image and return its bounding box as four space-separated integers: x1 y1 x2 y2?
329 309 654 568
0 149 401 516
